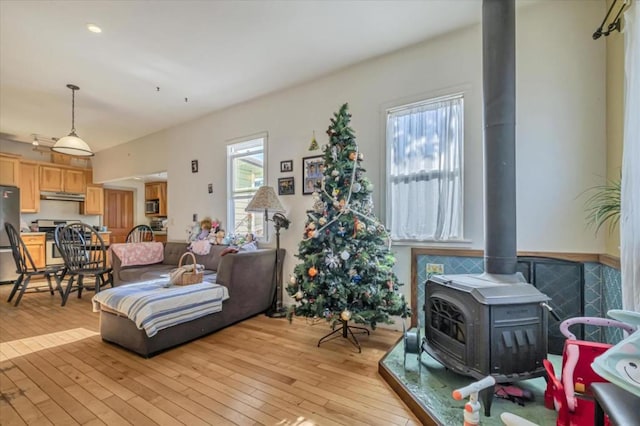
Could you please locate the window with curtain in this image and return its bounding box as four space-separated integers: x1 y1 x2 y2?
227 135 266 238
386 94 463 241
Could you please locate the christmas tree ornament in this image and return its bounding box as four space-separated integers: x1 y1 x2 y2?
349 151 356 161
319 217 327 225
340 309 352 322
295 290 304 301
358 152 364 161
308 266 318 277
289 275 297 285
332 170 339 177
308 131 319 151
325 252 340 269
352 182 362 193
340 250 350 260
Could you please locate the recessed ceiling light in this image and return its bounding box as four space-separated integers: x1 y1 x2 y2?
86 23 102 33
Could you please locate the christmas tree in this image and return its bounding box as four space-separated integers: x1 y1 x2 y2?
287 103 410 334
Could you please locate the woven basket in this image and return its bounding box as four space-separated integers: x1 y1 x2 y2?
173 252 203 286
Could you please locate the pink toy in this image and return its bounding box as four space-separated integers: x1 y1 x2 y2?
544 317 636 426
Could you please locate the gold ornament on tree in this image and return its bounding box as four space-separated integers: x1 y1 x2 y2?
308 131 319 151
340 309 352 322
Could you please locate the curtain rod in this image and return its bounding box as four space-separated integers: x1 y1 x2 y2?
593 0 629 39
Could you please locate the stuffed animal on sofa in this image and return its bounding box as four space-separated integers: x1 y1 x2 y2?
209 229 226 245
188 217 222 242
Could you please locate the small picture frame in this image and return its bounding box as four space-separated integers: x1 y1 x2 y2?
191 159 199 173
280 160 293 173
278 177 295 195
302 155 324 195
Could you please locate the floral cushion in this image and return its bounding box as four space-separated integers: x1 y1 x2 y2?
110 242 164 267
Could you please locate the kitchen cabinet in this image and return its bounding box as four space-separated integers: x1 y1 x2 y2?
145 183 160 200
145 182 167 217
21 233 46 269
40 165 86 193
19 161 40 213
154 234 167 243
0 154 20 187
82 185 104 215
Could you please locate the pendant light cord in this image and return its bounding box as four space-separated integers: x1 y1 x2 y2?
70 87 76 133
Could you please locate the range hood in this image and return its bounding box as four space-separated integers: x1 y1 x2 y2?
40 191 85 202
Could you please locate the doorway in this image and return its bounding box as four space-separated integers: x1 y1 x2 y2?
104 189 134 244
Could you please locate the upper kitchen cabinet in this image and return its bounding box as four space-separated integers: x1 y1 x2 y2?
40 165 86 193
19 161 40 213
82 185 104 215
0 153 20 187
145 181 167 216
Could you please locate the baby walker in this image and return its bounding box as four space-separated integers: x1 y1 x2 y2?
543 316 636 426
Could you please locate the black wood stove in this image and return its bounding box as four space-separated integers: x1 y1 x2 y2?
421 0 551 416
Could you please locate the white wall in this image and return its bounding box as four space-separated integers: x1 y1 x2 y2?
91 1 606 318
92 130 168 184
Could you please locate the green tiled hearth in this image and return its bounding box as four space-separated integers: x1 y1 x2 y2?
380 336 561 425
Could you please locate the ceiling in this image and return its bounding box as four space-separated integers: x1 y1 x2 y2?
0 0 486 153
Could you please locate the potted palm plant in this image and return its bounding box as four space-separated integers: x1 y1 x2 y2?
584 177 621 235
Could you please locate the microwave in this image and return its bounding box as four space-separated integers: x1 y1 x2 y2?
145 199 160 214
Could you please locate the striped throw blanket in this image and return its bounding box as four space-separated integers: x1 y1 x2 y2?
92 279 229 337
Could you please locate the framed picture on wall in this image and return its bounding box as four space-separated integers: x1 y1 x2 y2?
302 155 323 195
280 160 293 173
278 177 295 195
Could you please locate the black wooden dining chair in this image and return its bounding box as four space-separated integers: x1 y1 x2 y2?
4 223 65 306
126 224 155 243
55 222 113 306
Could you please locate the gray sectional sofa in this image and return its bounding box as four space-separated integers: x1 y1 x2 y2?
100 242 279 356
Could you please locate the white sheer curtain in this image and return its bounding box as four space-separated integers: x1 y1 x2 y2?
621 2 640 311
387 96 463 241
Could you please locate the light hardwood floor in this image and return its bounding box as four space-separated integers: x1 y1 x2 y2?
0 284 418 425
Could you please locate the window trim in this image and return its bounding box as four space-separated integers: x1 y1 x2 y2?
226 132 268 241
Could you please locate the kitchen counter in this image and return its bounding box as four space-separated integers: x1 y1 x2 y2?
154 230 167 235
20 231 47 235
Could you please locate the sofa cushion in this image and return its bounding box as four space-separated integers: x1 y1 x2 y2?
118 264 174 283
162 242 190 266
110 242 164 267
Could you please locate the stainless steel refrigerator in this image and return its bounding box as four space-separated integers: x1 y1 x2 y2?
0 185 20 283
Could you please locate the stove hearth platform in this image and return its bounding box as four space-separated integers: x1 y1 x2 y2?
379 335 560 426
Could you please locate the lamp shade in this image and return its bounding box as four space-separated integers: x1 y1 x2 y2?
245 186 285 213
52 132 94 157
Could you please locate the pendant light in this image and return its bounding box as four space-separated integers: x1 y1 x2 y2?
52 84 94 157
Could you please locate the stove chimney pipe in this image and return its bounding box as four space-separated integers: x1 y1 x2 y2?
482 0 517 275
